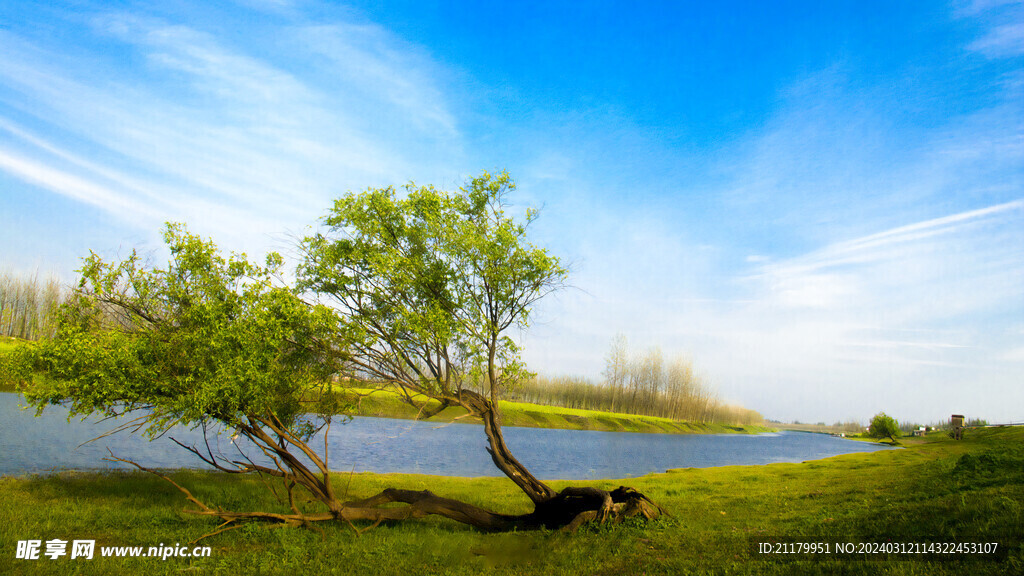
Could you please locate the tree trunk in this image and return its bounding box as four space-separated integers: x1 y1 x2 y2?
457 389 556 504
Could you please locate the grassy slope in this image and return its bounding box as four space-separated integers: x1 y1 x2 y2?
0 336 22 352
2 426 1021 575
339 387 771 435
0 337 28 392
0 335 769 433
0 336 29 358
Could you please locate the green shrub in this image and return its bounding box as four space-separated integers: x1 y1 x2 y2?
867 411 900 442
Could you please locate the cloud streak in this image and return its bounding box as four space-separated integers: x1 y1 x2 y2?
0 6 466 261
752 198 1024 303
0 147 163 222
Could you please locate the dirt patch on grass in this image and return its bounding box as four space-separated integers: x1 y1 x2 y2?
594 416 624 431
561 414 589 429
522 411 551 426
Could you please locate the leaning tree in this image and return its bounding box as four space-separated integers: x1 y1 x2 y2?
299 171 663 529
9 172 663 535
868 412 901 443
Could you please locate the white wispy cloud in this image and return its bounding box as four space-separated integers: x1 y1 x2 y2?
959 0 1024 56
955 0 1023 16
0 118 170 209
0 5 466 262
753 199 1024 294
969 21 1024 56
297 23 460 138
0 148 163 222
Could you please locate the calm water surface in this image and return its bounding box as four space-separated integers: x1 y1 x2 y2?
0 392 893 479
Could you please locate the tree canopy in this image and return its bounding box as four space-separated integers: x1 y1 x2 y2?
11 224 355 516
299 171 571 504
868 412 901 443
20 223 343 433
299 170 565 397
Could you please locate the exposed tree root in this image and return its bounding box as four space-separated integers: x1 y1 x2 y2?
109 452 665 538
338 484 667 532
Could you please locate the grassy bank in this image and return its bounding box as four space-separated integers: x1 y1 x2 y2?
0 336 28 392
0 335 768 432
338 386 771 435
0 335 23 351
2 426 1021 575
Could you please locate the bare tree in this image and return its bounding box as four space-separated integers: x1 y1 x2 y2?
0 271 64 340
602 333 630 412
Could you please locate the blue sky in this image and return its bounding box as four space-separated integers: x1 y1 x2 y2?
2 0 1022 424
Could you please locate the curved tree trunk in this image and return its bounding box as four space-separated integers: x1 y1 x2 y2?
457 389 556 504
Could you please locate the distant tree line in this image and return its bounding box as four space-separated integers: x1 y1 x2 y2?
900 417 988 432
0 270 65 340
500 334 763 426
769 420 866 434
771 417 993 436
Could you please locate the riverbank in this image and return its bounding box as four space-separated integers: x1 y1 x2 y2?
336 386 771 435
0 337 24 393
0 379 770 435
1 336 770 434
0 335 24 357
2 426 1020 575
0 381 771 435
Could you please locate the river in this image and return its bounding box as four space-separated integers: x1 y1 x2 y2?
0 392 893 479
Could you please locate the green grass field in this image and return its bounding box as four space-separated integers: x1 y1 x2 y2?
2 425 1021 575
